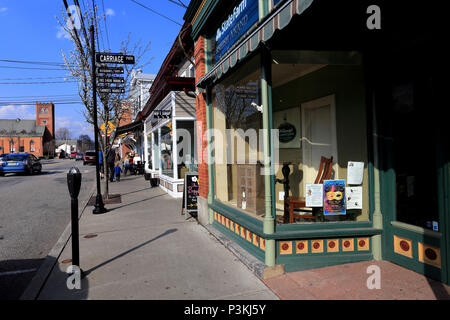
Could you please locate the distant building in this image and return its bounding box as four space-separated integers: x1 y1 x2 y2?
55 140 78 155
0 102 55 157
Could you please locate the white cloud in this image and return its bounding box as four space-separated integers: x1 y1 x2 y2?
105 8 115 17
0 105 35 120
56 117 94 139
0 7 7 13
56 26 71 40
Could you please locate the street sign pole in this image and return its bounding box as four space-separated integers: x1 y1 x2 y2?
90 25 107 215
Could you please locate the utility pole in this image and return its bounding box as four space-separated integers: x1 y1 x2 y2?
90 25 107 215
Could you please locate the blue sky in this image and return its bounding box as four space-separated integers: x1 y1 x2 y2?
0 0 188 139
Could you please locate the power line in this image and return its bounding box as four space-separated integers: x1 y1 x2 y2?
0 81 78 85
0 65 68 71
101 0 111 49
0 94 80 99
130 0 182 26
0 59 72 66
0 76 75 81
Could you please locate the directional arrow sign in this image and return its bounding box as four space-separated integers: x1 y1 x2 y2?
96 53 135 65
99 87 125 94
97 77 125 84
97 66 124 74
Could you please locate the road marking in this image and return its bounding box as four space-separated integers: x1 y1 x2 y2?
0 268 38 277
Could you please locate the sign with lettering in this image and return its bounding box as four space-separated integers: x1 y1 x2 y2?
97 77 125 84
96 53 135 64
153 110 172 119
182 172 199 218
214 0 259 62
98 87 125 94
97 66 124 74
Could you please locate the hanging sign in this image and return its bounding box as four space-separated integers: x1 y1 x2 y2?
97 77 125 84
99 87 125 94
96 53 135 65
153 110 172 119
214 0 259 62
346 186 363 210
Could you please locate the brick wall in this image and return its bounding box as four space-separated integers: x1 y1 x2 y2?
194 36 209 199
0 136 43 157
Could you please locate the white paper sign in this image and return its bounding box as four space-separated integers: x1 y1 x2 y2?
346 186 363 209
347 161 364 185
305 184 323 207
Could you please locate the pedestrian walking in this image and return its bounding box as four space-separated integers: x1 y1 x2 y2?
114 161 122 182
124 156 130 176
98 149 104 179
106 146 116 182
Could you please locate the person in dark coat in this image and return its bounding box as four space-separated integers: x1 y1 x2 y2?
106 146 116 182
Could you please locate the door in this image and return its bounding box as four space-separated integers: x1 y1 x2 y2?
301 95 338 186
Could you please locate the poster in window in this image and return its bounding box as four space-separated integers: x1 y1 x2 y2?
346 186 363 210
273 107 301 148
323 180 346 215
305 184 323 207
347 161 364 185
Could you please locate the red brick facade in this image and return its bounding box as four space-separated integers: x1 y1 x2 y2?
0 102 55 157
194 36 209 199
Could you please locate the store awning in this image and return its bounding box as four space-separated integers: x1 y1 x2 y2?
197 0 314 88
114 119 143 137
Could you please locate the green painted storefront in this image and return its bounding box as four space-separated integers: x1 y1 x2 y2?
185 0 449 284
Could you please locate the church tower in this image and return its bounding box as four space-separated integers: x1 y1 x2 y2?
36 102 55 139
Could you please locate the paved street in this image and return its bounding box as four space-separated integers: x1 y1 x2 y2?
0 159 96 299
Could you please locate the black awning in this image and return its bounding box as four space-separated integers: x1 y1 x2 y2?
114 120 143 136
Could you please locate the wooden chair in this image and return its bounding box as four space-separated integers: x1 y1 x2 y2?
288 156 333 223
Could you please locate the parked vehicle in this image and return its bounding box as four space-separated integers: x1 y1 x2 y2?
0 153 6 160
0 153 42 176
75 153 84 161
59 150 67 159
70 151 77 159
83 151 97 165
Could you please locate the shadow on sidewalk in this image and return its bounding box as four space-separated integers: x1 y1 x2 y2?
105 193 167 212
83 228 178 277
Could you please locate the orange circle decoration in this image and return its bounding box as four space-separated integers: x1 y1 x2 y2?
359 240 366 247
297 243 305 250
329 241 336 249
344 241 351 248
313 242 320 249
282 243 289 251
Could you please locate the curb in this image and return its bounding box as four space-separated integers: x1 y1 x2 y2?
20 179 97 300
202 223 283 280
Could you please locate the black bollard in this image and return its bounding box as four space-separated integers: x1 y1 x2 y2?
67 167 82 272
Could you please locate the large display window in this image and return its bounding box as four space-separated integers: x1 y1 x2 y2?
271 50 370 224
212 55 266 219
160 122 173 178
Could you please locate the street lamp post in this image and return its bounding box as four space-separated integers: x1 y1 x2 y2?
90 25 107 215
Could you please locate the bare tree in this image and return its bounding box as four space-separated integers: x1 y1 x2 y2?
57 3 152 198
55 127 71 141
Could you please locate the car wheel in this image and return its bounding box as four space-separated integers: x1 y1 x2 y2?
28 167 33 175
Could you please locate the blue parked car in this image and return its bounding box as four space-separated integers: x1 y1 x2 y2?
0 153 42 176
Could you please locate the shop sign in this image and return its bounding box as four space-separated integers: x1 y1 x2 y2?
182 173 199 218
153 110 172 119
278 122 297 143
214 0 259 62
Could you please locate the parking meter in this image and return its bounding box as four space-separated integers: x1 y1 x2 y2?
67 167 82 271
67 167 82 200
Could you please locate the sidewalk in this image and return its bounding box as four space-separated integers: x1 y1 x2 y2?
23 173 450 300
31 174 278 300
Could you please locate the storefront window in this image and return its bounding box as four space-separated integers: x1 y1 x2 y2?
212 55 266 219
176 120 195 176
147 134 152 170
160 122 174 178
271 50 370 224
153 131 160 171
390 53 439 231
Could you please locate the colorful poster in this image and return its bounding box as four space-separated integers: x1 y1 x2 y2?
346 186 363 210
323 180 346 215
305 184 323 207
